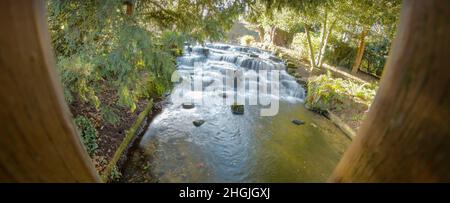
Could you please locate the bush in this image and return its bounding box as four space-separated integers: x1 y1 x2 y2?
323 37 357 69
306 74 377 112
74 116 98 155
291 31 321 61
323 36 390 77
240 35 255 46
109 165 122 182
100 106 120 125
57 55 101 108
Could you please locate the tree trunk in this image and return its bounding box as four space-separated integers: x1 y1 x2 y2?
316 9 328 66
318 19 337 68
0 0 100 182
351 27 369 74
124 1 133 15
304 25 316 72
330 0 450 182
270 26 276 45
257 26 265 42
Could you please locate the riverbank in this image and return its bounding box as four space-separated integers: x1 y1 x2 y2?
117 42 351 182
252 42 379 136
69 84 166 181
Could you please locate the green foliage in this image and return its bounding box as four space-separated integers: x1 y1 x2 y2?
57 55 101 108
292 31 321 60
74 116 98 155
323 36 357 69
100 106 120 125
48 0 243 118
248 0 401 76
110 165 122 182
240 35 255 46
324 33 392 76
143 162 151 172
306 74 377 112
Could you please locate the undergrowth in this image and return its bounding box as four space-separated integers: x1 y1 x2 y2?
306 73 378 112
74 115 98 155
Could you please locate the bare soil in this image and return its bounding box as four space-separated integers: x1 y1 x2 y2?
68 84 149 174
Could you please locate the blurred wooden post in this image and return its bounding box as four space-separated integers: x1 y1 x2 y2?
0 0 100 182
330 0 450 182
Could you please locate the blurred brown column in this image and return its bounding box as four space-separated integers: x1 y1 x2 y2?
0 0 100 182
330 0 450 182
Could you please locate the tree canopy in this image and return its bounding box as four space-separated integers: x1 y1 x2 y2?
47 0 245 117
244 0 401 76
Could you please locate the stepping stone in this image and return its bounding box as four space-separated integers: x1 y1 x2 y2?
219 92 227 98
292 119 305 125
182 102 194 109
231 104 244 115
193 120 205 127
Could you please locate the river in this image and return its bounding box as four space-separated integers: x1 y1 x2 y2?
121 43 351 182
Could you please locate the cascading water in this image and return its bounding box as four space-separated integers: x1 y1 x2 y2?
177 43 305 103
121 43 350 183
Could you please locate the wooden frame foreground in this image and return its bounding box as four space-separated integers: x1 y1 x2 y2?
330 0 450 182
0 0 100 182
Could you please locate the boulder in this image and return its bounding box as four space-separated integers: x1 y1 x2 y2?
287 61 296 69
182 102 195 109
219 92 227 98
193 120 205 127
269 56 283 63
231 104 244 115
248 53 259 58
292 119 305 125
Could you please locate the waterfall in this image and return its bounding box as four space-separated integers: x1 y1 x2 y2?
177 43 305 102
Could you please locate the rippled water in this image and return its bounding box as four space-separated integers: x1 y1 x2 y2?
121 43 350 182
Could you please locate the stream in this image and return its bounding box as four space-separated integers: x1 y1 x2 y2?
121 43 351 182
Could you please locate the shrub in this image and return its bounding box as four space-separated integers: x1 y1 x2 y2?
306 74 377 112
74 115 98 155
240 35 255 46
110 165 122 182
100 106 120 125
306 74 347 112
291 32 321 61
57 55 101 108
323 36 390 77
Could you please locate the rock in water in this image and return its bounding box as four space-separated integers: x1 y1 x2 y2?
269 56 283 63
182 102 194 109
193 120 205 127
219 92 227 98
248 53 259 58
287 61 296 69
231 104 244 115
292 119 305 125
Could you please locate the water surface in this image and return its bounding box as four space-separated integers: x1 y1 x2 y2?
121 43 350 182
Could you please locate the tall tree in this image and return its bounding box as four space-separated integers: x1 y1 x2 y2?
256 0 328 72
340 0 401 74
331 0 450 182
47 0 245 113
